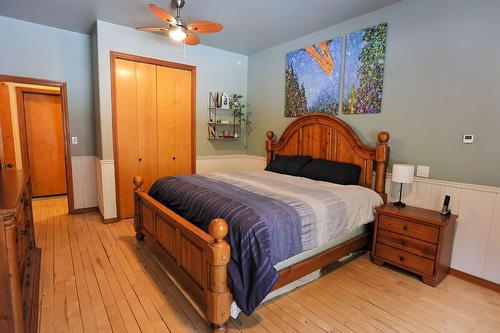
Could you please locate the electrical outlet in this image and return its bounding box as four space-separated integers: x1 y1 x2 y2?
416 165 430 178
71 136 78 144
462 134 474 144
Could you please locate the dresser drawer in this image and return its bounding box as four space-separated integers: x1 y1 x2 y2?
378 214 439 243
377 229 437 260
375 243 435 276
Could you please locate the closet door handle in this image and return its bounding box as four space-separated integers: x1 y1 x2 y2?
172 156 176 160
138 158 142 162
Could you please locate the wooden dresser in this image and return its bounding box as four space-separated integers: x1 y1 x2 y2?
371 204 457 286
0 169 41 332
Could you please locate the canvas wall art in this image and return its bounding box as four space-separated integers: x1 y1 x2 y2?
343 23 388 114
285 37 343 117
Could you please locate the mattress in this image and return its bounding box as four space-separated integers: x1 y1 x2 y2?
274 223 370 271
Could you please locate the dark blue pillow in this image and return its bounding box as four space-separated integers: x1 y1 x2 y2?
300 159 362 185
265 155 312 176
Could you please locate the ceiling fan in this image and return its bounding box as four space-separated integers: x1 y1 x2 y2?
136 0 224 45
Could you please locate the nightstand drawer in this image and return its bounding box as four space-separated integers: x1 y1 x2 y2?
378 214 439 243
375 243 434 275
378 229 437 260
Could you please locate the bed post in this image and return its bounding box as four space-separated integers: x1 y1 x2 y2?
207 218 230 333
375 132 390 202
133 176 145 241
265 131 275 165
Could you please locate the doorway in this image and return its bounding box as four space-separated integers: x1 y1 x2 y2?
0 75 74 212
18 87 67 197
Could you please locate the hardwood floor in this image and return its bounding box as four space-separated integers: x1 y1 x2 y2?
33 197 500 333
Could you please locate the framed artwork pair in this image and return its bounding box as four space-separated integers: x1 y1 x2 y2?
285 23 388 117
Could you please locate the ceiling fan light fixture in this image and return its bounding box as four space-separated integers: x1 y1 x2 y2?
169 26 187 41
139 2 222 47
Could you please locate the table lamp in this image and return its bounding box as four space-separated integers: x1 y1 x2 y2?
392 164 414 207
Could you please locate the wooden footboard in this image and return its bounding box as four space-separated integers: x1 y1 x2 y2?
133 177 231 332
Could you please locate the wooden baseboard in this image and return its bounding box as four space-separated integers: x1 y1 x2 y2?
449 268 500 293
72 207 98 214
97 209 121 224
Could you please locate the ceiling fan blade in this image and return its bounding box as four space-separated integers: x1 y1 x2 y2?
148 4 177 24
184 32 200 45
136 27 168 32
187 21 223 33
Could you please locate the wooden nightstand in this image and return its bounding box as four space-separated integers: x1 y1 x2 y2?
371 204 458 286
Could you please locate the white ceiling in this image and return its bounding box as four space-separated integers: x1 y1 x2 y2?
0 0 400 54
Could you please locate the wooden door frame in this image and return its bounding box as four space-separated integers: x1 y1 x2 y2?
110 51 196 219
0 82 15 169
0 74 75 213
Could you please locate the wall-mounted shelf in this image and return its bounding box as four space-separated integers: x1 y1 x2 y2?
207 92 241 140
207 137 240 141
208 122 240 126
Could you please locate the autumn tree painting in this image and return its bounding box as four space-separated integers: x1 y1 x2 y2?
343 23 388 114
285 37 343 117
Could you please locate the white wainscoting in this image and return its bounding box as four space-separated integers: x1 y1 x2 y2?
95 158 117 220
71 156 98 209
196 154 266 173
385 174 500 284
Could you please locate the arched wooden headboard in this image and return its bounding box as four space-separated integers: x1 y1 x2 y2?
265 114 390 201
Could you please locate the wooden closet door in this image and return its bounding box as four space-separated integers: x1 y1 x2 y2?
136 62 158 191
156 66 176 177
173 68 193 174
115 58 139 218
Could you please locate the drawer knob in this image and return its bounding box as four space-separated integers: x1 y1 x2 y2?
399 255 405 262
400 240 407 246
22 302 27 318
403 224 408 231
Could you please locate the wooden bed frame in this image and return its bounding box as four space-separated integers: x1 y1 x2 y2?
133 114 390 332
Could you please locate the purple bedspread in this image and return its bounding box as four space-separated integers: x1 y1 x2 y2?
148 174 303 315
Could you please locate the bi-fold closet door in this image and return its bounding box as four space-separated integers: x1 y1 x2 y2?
114 58 193 219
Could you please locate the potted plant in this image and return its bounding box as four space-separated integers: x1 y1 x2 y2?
229 94 253 135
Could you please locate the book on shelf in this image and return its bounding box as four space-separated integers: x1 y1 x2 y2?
211 92 219 108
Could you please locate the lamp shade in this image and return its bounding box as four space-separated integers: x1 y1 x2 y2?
392 164 414 184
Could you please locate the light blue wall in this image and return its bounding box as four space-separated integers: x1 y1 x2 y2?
247 0 500 187
94 20 248 160
0 15 95 156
